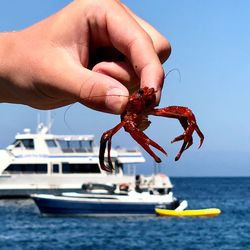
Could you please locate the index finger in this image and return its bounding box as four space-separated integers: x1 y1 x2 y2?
121 3 171 64
104 1 165 102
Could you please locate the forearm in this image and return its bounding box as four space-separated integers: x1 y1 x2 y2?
0 32 20 104
0 31 40 106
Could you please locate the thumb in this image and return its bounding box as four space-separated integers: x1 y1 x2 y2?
74 67 129 114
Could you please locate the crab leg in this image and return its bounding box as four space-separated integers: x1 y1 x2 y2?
99 121 125 172
151 106 204 161
126 126 167 163
171 118 193 150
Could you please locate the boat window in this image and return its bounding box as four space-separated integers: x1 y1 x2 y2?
62 163 100 173
4 164 47 173
11 140 21 148
53 164 59 173
46 139 57 148
58 140 73 152
70 140 80 149
114 162 122 174
21 139 34 149
58 140 93 153
11 139 34 149
78 140 93 152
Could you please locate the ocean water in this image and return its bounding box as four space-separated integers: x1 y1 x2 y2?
0 177 250 250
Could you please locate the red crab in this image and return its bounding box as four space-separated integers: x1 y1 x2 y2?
99 87 204 172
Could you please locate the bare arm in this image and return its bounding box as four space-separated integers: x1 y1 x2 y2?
0 0 171 114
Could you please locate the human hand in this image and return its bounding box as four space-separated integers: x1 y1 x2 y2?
0 0 171 113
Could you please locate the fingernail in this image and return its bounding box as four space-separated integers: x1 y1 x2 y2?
105 88 127 114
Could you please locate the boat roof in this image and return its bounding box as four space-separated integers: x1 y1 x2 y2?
15 128 95 141
15 133 95 141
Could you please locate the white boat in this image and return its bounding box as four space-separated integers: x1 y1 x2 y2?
31 183 188 216
0 124 173 198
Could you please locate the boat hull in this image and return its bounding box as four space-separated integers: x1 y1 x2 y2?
32 194 177 216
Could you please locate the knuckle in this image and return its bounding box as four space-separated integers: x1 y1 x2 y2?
159 38 171 63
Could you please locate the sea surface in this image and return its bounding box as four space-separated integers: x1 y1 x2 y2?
0 177 250 250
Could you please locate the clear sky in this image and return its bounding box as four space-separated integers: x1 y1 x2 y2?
0 0 250 176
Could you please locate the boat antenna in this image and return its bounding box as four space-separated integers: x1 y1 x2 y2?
36 111 54 134
46 111 54 133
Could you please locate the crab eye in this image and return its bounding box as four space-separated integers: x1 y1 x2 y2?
138 89 144 95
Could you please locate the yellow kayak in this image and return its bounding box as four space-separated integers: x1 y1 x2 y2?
155 208 221 217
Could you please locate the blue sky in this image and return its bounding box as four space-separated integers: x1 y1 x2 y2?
0 0 250 176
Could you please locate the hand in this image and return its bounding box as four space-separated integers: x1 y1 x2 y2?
0 0 171 114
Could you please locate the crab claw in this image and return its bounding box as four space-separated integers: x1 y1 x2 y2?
99 122 125 172
152 106 204 161
99 135 113 172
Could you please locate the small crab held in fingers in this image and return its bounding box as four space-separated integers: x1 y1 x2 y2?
99 87 204 172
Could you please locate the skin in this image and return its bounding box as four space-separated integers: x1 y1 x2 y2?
0 0 171 114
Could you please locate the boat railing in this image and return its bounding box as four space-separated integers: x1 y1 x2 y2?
5 148 15 157
115 147 141 153
127 165 136 176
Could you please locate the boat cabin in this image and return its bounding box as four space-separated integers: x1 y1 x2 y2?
0 126 145 176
